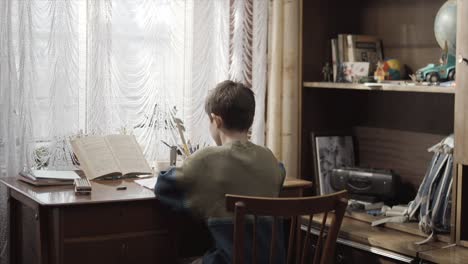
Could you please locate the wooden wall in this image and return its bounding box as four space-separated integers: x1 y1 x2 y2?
360 0 445 72
300 0 454 200
302 0 446 82
301 88 454 200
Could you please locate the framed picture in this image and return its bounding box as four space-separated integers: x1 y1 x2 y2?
341 62 370 83
311 132 356 195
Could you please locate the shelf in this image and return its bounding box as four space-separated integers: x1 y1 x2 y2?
345 211 451 243
303 82 456 94
303 213 448 258
419 245 468 264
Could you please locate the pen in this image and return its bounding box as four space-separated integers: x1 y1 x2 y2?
161 140 183 155
161 140 171 148
187 140 193 154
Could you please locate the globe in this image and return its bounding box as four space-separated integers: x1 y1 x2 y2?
434 0 457 55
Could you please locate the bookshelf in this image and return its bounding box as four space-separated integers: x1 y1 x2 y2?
299 0 468 261
303 82 456 94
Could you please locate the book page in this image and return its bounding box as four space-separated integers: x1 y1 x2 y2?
71 136 122 179
105 135 152 177
31 170 80 180
135 177 158 190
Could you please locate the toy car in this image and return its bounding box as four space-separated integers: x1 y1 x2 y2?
415 54 455 83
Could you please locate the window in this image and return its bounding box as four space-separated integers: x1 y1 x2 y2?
1 0 267 170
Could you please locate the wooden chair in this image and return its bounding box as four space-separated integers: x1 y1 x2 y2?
226 190 348 264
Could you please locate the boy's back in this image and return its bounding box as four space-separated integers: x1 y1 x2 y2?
155 141 285 264
155 80 286 263
177 140 284 218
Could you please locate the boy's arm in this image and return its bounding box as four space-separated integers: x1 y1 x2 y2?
154 167 189 212
154 152 204 212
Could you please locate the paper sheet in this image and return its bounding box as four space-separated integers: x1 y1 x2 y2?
135 177 158 190
31 170 80 180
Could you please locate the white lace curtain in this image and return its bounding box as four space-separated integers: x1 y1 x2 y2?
0 0 267 262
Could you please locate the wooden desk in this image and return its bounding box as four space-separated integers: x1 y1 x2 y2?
1 176 312 264
419 245 468 264
2 177 176 264
301 214 452 263
281 177 313 197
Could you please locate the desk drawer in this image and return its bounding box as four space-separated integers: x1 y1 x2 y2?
304 231 414 264
63 231 176 264
60 200 172 238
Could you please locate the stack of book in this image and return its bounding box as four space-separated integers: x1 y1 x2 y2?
19 170 80 186
331 34 384 82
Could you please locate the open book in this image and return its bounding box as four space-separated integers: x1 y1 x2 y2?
71 135 152 180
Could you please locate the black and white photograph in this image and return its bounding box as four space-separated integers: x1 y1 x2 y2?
312 133 355 195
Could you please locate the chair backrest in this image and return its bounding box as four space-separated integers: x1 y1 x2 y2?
226 190 348 264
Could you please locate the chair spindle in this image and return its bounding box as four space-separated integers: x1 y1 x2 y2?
300 214 313 264
313 212 328 264
252 215 258 264
269 217 278 264
287 216 296 264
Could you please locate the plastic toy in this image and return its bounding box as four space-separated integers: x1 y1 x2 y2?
415 1 457 83
415 45 455 83
322 62 332 82
374 61 385 82
382 59 402 80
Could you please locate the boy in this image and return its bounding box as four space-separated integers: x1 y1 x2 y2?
155 80 286 264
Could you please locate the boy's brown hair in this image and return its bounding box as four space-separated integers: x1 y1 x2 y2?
204 80 255 132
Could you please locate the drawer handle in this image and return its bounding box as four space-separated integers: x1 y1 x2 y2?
336 253 344 263
121 243 127 256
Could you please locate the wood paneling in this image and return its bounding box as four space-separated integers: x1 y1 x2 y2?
63 232 172 264
361 92 454 135
302 0 361 81
455 0 468 247
457 165 468 243
354 126 446 202
359 0 445 72
300 88 453 196
19 204 39 264
61 201 169 238
455 0 468 164
302 0 446 81
301 89 364 184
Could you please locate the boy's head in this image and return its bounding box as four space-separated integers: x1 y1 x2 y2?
205 80 255 145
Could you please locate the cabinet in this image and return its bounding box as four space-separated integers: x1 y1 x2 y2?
59 202 174 264
455 0 468 164
300 0 468 254
62 232 172 264
3 178 177 264
1 176 312 264
305 221 416 263
455 0 468 247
